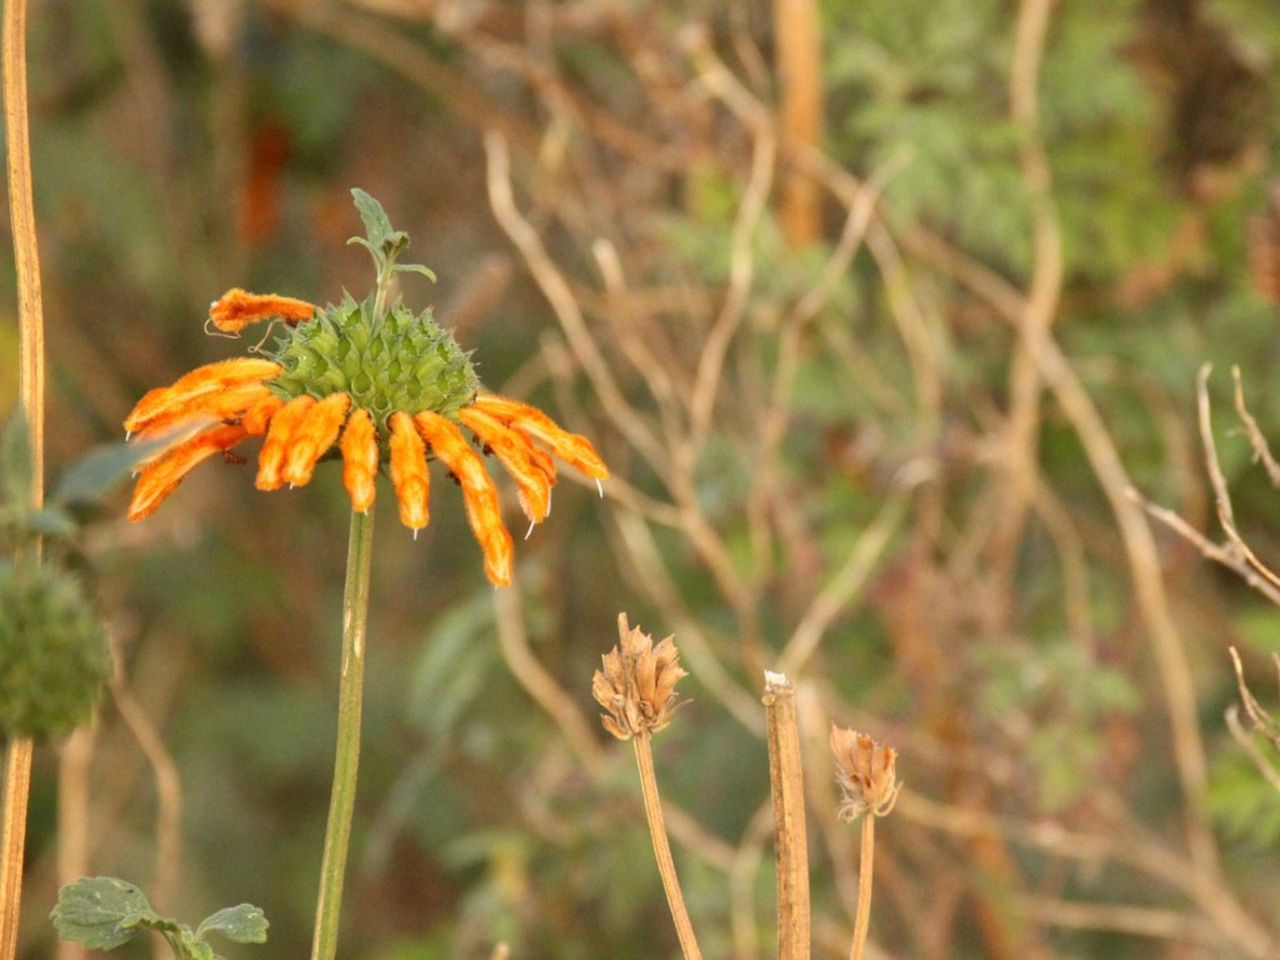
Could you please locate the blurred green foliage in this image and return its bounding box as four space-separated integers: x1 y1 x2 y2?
8 1 1280 959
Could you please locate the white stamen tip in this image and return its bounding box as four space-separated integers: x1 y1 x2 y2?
125 431 132 442
524 519 535 540
413 528 419 541
595 478 604 498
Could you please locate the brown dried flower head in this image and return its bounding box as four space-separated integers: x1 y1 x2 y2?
592 613 687 740
830 725 902 822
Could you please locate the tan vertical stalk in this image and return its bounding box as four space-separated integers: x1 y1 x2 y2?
633 736 703 960
0 0 45 955
763 672 810 960
772 0 825 246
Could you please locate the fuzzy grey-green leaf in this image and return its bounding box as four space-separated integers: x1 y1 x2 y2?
51 877 157 950
195 904 269 945
351 188 392 250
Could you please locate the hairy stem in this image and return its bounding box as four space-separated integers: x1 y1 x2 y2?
309 509 375 960
849 816 876 960
634 735 702 960
1 0 44 955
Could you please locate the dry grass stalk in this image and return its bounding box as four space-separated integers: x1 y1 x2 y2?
1 0 45 954
592 614 700 960
762 672 810 960
830 726 900 960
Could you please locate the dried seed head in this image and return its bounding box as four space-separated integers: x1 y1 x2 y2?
592 613 687 740
830 725 901 822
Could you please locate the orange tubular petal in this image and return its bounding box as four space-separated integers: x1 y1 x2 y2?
341 408 379 513
242 395 285 436
389 412 430 531
125 358 282 433
256 395 317 490
283 393 352 487
209 288 316 333
128 424 249 521
457 407 554 523
137 382 275 439
472 395 608 479
415 411 513 587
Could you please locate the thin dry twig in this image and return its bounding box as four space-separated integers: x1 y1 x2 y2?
1231 365 1280 487
1128 487 1280 607
492 586 606 777
108 637 183 913
1197 364 1280 595
763 673 810 960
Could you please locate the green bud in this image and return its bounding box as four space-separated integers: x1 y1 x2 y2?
0 562 109 740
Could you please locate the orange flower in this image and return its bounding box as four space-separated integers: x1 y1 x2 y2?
124 290 609 587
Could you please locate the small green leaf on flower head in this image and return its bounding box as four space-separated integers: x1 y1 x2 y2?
350 188 409 261
393 262 437 282
51 877 159 950
195 905 269 945
351 188 392 249
1 405 33 507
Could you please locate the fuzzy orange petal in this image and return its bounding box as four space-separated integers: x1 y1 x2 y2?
242 395 285 436
389 411 430 530
415 411 513 587
209 288 316 333
472 395 608 479
457 407 555 523
128 424 249 521
125 358 282 434
256 395 316 490
282 393 351 487
340 407 379 513
136 382 275 440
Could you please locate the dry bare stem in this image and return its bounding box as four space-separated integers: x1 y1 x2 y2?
55 726 95 960
763 673 810 960
992 0 1065 574
1 0 44 951
771 0 824 246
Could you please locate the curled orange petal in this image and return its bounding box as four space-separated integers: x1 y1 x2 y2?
341 407 379 513
283 393 351 487
128 424 249 521
389 411 430 531
137 382 275 440
125 358 282 434
458 407 555 523
256 395 316 490
472 395 608 479
416 411 513 587
209 288 316 333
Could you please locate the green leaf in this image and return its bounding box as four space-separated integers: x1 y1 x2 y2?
52 421 210 506
195 905 269 945
351 188 393 250
393 262 437 283
51 877 159 951
1 406 33 507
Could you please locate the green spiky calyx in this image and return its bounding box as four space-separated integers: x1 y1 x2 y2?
266 294 478 428
0 562 108 740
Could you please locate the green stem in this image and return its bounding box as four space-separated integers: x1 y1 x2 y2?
309 509 375 960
